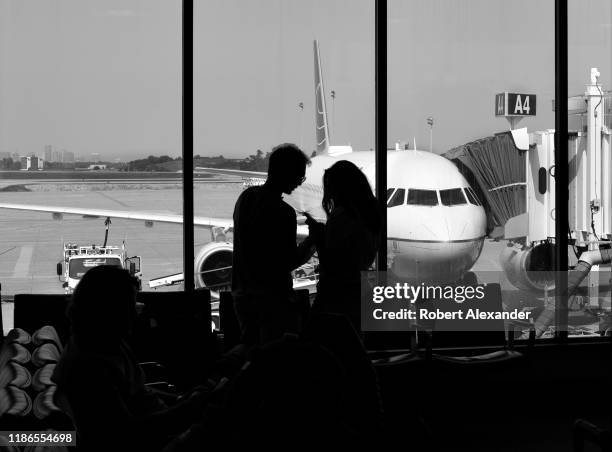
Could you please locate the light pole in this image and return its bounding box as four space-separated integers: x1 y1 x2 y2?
298 102 304 149
331 90 336 134
427 116 434 152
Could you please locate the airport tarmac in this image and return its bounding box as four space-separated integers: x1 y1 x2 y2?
0 183 242 333
0 181 606 336
0 182 243 292
0 178 242 189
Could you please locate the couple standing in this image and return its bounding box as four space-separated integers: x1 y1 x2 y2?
232 143 381 345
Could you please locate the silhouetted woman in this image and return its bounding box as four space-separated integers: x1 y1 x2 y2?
304 161 384 444
306 160 381 330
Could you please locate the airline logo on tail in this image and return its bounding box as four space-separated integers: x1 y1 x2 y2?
313 40 353 157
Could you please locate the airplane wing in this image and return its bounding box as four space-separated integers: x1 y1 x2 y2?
194 167 267 179
0 203 233 230
0 202 310 238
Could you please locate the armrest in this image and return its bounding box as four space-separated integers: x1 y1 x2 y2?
139 361 169 383
145 383 179 405
573 419 611 452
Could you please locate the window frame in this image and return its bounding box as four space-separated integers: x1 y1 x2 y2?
373 0 573 346
554 0 569 342
180 0 578 345
183 0 195 293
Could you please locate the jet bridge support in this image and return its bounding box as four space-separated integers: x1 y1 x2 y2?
529 68 612 335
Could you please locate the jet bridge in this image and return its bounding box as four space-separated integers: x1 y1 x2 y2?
445 68 612 333
445 68 612 250
443 128 529 237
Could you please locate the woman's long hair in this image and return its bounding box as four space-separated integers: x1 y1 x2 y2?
322 160 381 236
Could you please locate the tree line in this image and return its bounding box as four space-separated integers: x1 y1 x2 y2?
1 149 315 172
126 150 273 172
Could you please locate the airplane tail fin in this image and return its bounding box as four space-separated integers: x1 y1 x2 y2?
314 40 331 154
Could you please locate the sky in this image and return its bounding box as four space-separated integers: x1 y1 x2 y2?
0 0 610 160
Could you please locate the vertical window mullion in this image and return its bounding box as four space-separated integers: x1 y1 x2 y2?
375 0 388 271
554 0 569 341
183 0 195 293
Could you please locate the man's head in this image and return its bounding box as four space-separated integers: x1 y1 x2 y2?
266 143 310 194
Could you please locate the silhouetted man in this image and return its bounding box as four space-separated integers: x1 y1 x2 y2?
232 143 313 345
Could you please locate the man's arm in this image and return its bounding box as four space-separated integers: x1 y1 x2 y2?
284 205 315 270
294 235 316 268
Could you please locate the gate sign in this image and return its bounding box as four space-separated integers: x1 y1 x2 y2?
495 92 536 117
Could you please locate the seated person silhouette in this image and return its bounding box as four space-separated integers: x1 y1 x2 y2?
52 265 209 452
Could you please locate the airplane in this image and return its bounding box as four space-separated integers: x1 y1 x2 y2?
198 41 488 286
0 40 488 297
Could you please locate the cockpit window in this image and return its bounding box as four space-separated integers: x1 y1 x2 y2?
387 188 395 202
440 188 467 206
387 188 405 207
406 189 438 206
464 187 482 206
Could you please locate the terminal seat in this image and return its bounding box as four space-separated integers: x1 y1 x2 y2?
0 325 71 432
573 334 612 452
573 418 612 452
417 283 527 449
32 325 63 350
132 288 214 390
12 294 70 345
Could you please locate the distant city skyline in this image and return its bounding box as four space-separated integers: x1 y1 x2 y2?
1 1 610 160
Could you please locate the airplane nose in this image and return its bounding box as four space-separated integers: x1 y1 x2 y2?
443 217 452 243
444 216 472 243
389 236 484 285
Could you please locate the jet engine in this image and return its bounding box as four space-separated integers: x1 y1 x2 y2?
194 242 234 298
500 241 555 292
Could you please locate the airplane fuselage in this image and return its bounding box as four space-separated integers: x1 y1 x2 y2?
285 150 487 284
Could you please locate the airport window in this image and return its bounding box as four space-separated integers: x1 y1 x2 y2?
387 188 405 207
385 0 600 345
193 1 374 303
6 0 605 349
0 1 183 309
564 0 612 340
439 188 467 206
406 189 438 206
464 187 482 206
